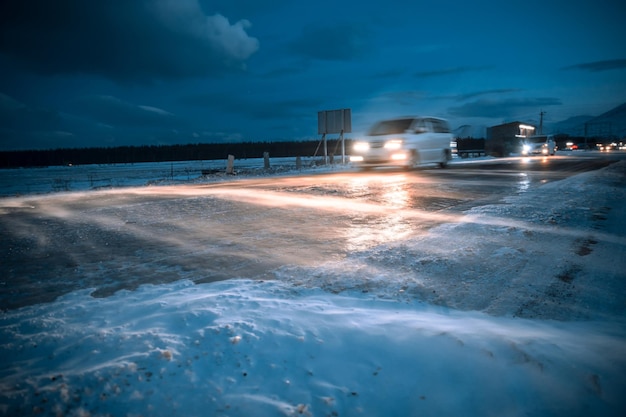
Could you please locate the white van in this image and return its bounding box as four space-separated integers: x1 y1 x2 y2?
521 135 557 156
350 116 453 169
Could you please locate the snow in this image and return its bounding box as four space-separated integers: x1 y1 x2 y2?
0 157 332 197
1 156 625 416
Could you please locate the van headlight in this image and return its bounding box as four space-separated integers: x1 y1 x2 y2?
522 144 531 154
384 139 403 150
353 141 370 152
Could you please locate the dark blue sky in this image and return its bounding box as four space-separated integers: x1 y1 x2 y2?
1 0 625 150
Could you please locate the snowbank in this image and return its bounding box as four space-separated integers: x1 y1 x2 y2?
2 279 625 417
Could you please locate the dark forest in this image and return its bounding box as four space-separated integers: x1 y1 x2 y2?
0 138 490 168
0 140 345 168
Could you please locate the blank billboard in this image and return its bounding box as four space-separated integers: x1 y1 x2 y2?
318 109 352 134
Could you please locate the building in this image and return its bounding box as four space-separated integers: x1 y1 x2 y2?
486 122 536 157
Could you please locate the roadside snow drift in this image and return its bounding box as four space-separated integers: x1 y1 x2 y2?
2 280 625 417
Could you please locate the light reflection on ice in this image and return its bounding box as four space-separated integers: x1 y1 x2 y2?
343 213 414 252
517 172 530 193
341 175 416 251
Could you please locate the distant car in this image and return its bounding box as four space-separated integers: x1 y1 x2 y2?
521 135 557 156
597 142 618 151
576 143 593 150
350 116 453 169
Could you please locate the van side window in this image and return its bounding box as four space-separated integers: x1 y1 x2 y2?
428 118 450 133
412 118 427 133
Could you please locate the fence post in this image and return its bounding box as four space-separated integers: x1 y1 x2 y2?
263 152 270 169
226 154 235 174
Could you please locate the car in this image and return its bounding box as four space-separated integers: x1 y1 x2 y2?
350 116 453 169
521 134 557 156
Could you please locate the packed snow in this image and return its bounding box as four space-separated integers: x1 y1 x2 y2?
1 156 625 417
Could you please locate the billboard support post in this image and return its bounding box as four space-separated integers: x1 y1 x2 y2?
317 109 352 164
340 129 345 164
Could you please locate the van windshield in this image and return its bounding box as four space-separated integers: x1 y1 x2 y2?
368 119 414 136
526 136 548 143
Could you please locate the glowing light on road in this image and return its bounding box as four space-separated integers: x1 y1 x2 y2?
343 178 413 251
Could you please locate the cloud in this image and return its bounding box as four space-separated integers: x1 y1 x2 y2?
455 89 523 101
0 93 61 131
258 66 309 79
0 92 93 150
415 66 494 78
182 93 323 119
448 98 562 118
71 95 181 128
0 92 190 149
289 23 369 61
0 0 259 82
370 69 407 79
193 130 246 143
0 93 27 111
376 91 427 106
562 59 626 72
198 0 289 21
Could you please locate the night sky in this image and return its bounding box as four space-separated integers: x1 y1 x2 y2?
1 0 625 150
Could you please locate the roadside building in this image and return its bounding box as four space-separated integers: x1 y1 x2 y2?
486 122 536 157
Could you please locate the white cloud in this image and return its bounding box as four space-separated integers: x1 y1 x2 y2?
0 0 259 81
138 105 176 117
204 14 259 61
153 0 259 62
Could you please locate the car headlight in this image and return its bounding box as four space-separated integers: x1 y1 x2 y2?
522 144 531 153
384 139 403 150
353 141 370 152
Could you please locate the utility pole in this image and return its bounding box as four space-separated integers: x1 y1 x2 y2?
539 110 546 135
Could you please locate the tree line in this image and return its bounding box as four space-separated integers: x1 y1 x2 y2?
0 140 345 168
1 137 491 169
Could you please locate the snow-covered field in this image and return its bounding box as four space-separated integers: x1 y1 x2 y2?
0 157 328 197
1 156 625 417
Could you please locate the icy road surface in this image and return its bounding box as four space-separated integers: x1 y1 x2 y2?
0 154 622 319
1 154 625 416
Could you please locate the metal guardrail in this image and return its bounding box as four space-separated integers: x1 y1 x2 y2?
455 149 487 158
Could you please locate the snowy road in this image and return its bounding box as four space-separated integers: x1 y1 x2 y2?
1 153 626 417
0 154 619 311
